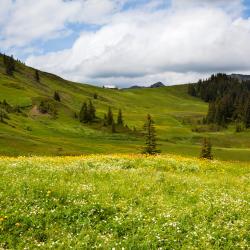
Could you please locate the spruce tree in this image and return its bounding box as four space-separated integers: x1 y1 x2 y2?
35 70 40 82
142 114 160 155
88 100 96 122
117 109 123 126
54 91 61 102
200 138 213 160
245 100 250 128
107 107 114 125
5 56 15 76
79 102 88 123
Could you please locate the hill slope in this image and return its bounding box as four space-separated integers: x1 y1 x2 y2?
0 55 250 161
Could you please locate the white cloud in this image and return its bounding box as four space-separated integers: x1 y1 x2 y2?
2 0 250 86
26 0 250 86
0 0 124 49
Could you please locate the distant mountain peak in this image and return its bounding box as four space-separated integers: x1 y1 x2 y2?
150 82 165 88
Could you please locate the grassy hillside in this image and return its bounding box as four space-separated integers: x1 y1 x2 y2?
0 155 249 249
0 55 250 161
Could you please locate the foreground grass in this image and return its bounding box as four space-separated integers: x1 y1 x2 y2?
0 155 249 249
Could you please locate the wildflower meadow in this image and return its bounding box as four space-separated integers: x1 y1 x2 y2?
0 155 249 249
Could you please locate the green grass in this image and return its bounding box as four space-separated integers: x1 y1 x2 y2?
0 155 249 249
0 55 250 161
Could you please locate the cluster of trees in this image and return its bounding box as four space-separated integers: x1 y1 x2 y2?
79 100 96 123
188 74 250 128
103 108 124 132
79 100 126 133
3 54 15 76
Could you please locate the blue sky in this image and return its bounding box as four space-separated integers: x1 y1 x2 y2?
1 0 250 86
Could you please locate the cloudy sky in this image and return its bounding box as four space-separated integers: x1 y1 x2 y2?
1 0 250 87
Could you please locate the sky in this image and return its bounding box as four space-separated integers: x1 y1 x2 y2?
1 0 250 87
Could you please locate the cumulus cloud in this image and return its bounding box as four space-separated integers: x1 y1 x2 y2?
2 0 250 86
25 0 250 86
0 0 124 49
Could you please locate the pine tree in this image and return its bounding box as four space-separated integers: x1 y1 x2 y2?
107 107 114 125
88 100 96 122
142 114 160 155
200 138 213 160
54 91 61 102
245 102 250 128
5 55 15 76
117 109 123 126
35 70 40 82
79 102 88 123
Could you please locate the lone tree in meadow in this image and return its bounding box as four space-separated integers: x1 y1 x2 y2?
117 109 124 126
200 138 213 160
35 70 40 82
54 91 61 102
142 114 160 155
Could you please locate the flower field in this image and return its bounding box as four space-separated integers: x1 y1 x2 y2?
0 155 249 249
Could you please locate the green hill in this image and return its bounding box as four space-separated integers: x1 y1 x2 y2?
0 55 250 161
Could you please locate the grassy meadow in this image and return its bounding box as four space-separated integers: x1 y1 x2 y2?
0 55 250 161
0 155 249 249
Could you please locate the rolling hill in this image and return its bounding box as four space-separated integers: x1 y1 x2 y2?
0 54 250 161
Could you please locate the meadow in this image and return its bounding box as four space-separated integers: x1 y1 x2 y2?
0 155 249 249
0 57 250 161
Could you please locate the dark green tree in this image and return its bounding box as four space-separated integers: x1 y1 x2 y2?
5 55 15 76
107 107 114 125
142 114 160 155
117 109 123 126
79 102 88 123
35 70 40 82
54 91 61 102
88 100 96 122
200 138 213 160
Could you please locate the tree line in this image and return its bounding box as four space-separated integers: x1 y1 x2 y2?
188 73 250 129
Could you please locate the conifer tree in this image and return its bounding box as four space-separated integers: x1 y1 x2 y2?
117 109 123 126
54 91 61 102
245 103 250 128
142 114 160 155
200 138 213 160
35 70 40 82
107 107 114 125
5 55 15 76
88 100 96 122
79 102 88 123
